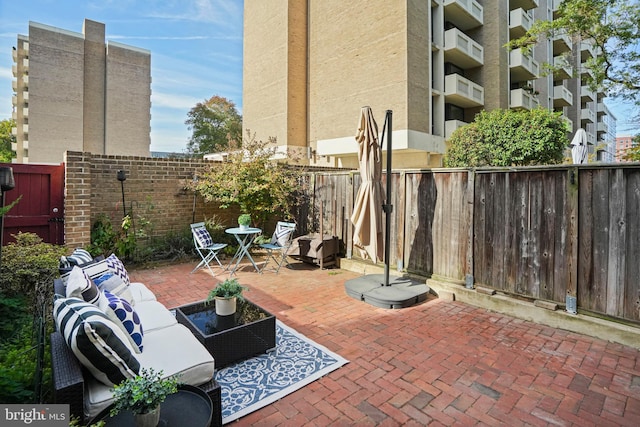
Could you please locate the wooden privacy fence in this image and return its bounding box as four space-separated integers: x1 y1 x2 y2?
298 164 640 325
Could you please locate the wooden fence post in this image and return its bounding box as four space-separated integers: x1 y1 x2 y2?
465 169 475 289
566 167 579 313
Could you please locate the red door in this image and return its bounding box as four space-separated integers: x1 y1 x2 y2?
1 163 65 245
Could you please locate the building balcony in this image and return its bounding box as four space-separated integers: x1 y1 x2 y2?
11 95 17 106
443 0 483 30
12 48 17 62
11 127 17 136
12 80 17 91
23 75 28 85
509 49 539 82
444 28 484 68
597 102 606 117
563 115 574 133
509 0 538 11
581 108 595 123
581 40 595 61
23 107 28 117
22 140 28 150
580 65 594 79
445 120 469 139
597 121 608 134
23 124 28 134
553 56 572 80
22 58 29 71
11 142 17 152
23 91 28 101
444 74 484 107
552 32 572 54
12 64 17 77
553 85 573 107
552 0 561 18
581 85 595 102
11 111 16 120
510 88 539 110
586 131 596 145
509 8 533 38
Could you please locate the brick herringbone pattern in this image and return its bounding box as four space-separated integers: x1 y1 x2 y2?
129 260 640 426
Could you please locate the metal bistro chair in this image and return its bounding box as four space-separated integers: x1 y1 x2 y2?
190 222 228 276
259 221 296 274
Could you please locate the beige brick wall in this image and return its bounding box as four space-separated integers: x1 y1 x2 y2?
63 152 234 248
28 23 85 164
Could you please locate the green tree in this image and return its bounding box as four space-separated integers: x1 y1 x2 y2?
622 134 640 161
0 118 16 162
185 96 242 157
444 108 569 167
509 0 640 103
192 131 302 227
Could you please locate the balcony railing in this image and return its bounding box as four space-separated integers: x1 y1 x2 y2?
586 132 596 145
12 80 17 91
597 102 606 117
443 0 483 30
509 49 539 82
444 28 484 68
510 88 539 110
553 56 572 80
597 121 608 134
581 40 595 61
580 65 594 79
23 124 28 134
563 115 574 133
509 0 538 11
445 120 469 139
553 85 573 107
552 32 572 54
444 74 484 107
509 8 533 38
581 85 595 101
581 108 595 123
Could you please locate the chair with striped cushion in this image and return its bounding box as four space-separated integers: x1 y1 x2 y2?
190 222 228 276
259 221 296 274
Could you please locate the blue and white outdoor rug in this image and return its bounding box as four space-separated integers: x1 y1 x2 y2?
214 320 349 424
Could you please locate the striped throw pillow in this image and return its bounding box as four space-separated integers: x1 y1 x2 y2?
54 298 140 386
65 266 105 306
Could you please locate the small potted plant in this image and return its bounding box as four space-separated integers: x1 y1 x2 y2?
237 213 251 231
110 368 179 427
207 278 248 315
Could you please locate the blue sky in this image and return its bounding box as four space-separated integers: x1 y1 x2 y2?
0 0 243 153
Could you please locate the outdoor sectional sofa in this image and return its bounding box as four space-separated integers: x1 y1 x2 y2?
50 252 221 425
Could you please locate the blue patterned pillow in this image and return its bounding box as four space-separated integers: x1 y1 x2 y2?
53 297 140 386
101 290 144 353
194 227 213 248
105 254 131 286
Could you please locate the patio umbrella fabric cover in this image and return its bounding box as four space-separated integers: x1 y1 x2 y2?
570 128 588 164
350 107 383 263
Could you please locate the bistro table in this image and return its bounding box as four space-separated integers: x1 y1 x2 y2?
225 227 262 275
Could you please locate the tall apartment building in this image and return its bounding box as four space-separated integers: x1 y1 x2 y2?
243 0 615 169
11 19 151 164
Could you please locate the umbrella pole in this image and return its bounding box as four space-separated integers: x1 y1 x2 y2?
383 110 393 287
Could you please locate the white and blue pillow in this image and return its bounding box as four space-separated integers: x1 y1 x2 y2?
65 266 105 307
53 297 140 386
100 290 144 353
193 227 214 248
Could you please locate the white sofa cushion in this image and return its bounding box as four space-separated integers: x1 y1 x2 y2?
133 300 178 332
84 323 215 419
129 282 157 303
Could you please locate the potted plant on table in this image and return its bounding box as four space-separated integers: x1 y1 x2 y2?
237 213 251 231
207 278 248 316
110 368 179 427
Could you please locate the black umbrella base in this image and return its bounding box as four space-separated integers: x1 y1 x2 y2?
344 274 430 309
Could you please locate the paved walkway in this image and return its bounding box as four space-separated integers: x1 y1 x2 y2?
130 260 640 426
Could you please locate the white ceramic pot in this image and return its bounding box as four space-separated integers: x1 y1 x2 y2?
215 296 237 316
239 224 249 231
134 406 160 427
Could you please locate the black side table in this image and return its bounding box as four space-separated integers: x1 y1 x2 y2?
91 384 213 426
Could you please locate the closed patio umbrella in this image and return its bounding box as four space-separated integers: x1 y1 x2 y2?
570 128 588 164
350 106 383 263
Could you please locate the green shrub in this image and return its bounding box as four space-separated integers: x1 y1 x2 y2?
444 108 570 167
0 232 66 302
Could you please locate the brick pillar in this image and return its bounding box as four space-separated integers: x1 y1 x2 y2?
64 151 92 248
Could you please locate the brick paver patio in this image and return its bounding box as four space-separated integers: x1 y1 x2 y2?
130 260 640 426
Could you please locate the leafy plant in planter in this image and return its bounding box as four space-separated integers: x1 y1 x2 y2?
207 278 248 316
110 368 179 423
237 213 251 229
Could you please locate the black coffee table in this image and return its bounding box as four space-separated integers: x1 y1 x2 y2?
175 299 276 369
91 384 213 426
